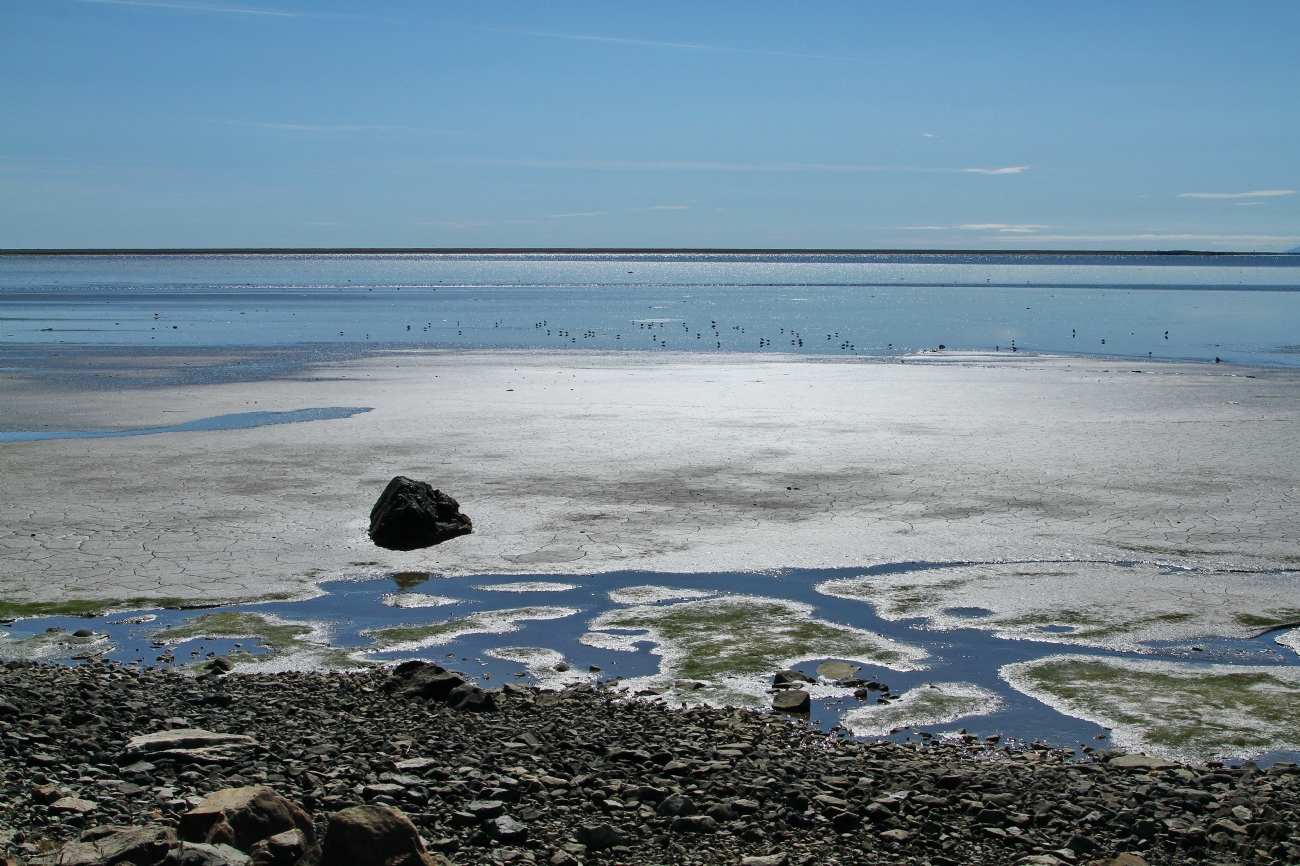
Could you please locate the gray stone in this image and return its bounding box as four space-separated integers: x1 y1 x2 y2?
772 690 810 713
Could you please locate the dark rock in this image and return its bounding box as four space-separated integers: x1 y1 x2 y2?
368 477 472 551
772 670 814 686
772 690 810 713
179 786 316 851
33 825 177 866
705 803 735 822
465 800 505 820
319 804 438 866
210 657 236 674
382 664 466 701
485 815 528 844
248 828 315 866
444 683 496 712
831 811 861 832
574 823 627 850
670 815 719 833
180 842 252 866
73 629 97 638
656 794 697 817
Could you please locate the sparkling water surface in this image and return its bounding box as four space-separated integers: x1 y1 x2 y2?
3 253 1299 365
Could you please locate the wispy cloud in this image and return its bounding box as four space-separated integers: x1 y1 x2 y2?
443 23 873 64
414 221 492 228
471 157 1023 175
904 224 1049 233
963 165 1030 175
922 133 937 138
979 233 1300 246
960 223 1049 232
81 0 299 17
547 211 607 219
213 120 450 134
1179 189 1295 199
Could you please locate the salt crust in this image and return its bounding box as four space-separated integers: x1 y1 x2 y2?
1001 654 1300 762
840 682 1004 737
472 582 581 593
358 606 579 654
378 592 459 608
607 585 718 605
1275 629 1300 655
484 646 599 690
583 593 928 709
7 352 1299 607
817 561 1300 652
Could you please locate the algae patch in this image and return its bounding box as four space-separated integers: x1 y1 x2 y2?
840 682 1004 737
154 611 357 672
607 585 717 605
360 606 579 655
817 562 1300 651
0 629 112 662
584 594 927 709
1002 654 1300 762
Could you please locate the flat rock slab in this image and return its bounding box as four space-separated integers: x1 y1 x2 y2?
127 729 257 753
816 661 860 681
1108 754 1178 770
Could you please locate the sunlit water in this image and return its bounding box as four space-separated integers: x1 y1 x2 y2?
2 252 1299 365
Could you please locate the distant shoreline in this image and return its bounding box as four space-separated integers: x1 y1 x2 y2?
1 247 1294 258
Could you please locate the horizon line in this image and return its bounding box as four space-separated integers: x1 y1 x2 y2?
0 247 1292 257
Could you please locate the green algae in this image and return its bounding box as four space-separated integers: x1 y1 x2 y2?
1002 655 1300 761
0 629 112 661
586 594 927 708
360 606 578 654
156 611 361 670
841 681 1003 737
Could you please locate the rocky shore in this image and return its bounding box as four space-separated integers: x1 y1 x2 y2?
1 659 1297 866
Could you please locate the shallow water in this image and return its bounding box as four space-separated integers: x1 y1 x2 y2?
3 253 1300 366
6 562 1298 766
0 406 371 441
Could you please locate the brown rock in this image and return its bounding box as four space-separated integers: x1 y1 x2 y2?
249 828 317 866
180 786 316 852
319 804 437 866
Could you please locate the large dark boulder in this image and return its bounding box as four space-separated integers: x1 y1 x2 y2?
368 477 472 551
381 662 466 701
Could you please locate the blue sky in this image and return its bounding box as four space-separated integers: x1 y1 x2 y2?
2 1 1298 250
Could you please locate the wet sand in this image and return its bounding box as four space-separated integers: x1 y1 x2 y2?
2 349 1299 609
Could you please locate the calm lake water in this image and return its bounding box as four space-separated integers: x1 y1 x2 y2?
2 252 1299 365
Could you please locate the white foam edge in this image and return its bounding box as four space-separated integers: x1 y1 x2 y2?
472 582 581 593
379 592 460 608
358 606 580 654
484 646 600 689
606 585 718 605
839 681 1005 737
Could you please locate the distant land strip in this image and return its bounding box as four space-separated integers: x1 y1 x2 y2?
0 247 1293 257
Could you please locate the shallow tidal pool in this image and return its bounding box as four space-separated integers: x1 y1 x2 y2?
3 561 1299 766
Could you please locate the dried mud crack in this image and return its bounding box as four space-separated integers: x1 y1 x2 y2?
2 660 1298 866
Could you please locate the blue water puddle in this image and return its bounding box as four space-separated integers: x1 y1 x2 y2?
7 563 1300 766
0 406 371 442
